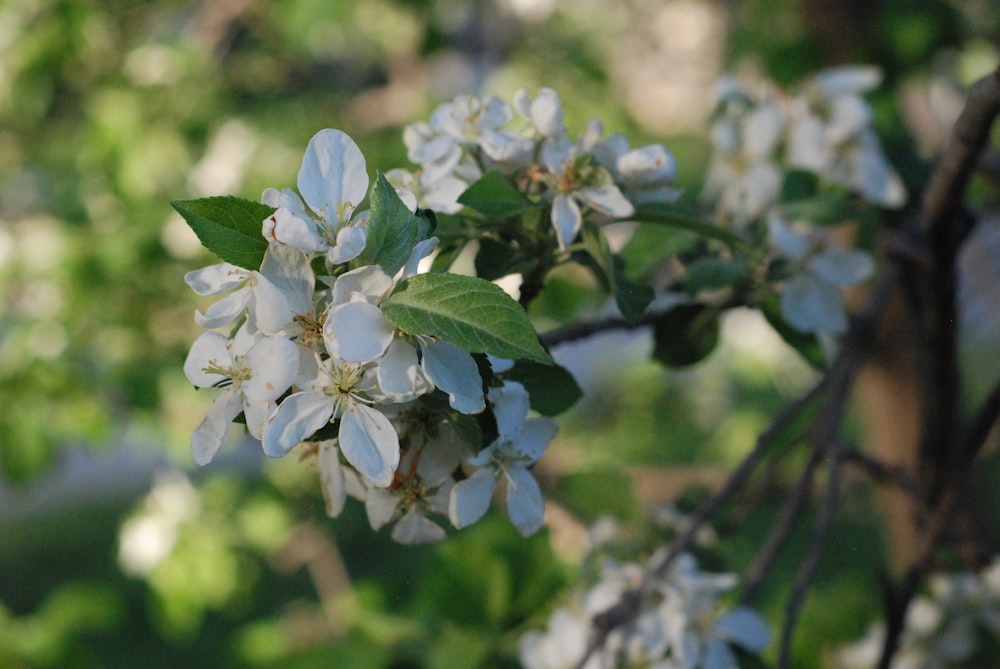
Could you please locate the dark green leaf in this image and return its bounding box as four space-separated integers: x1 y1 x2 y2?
383 273 551 364
457 171 537 217
682 256 752 294
355 171 418 275
171 196 272 270
781 169 820 202
503 360 582 416
474 237 537 281
780 195 866 225
631 202 749 252
581 224 653 324
651 303 721 367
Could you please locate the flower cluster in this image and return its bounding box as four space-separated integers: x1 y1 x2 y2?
183 128 556 542
394 87 679 251
519 549 771 669
836 558 1000 669
702 66 905 336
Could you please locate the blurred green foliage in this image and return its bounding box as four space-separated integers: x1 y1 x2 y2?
1 0 999 666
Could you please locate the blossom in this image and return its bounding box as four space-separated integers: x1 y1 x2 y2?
262 352 400 487
788 66 906 208
449 381 556 536
594 133 680 207
184 250 305 335
768 213 873 335
262 128 370 264
183 323 299 464
701 80 786 226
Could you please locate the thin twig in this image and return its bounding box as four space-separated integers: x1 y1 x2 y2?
740 446 824 606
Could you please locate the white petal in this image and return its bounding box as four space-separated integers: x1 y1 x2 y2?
323 300 395 363
703 639 738 669
191 389 242 466
261 391 333 457
813 65 882 97
810 249 873 287
515 417 558 464
787 115 829 173
551 193 582 251
329 224 367 264
242 398 274 439
767 213 809 260
781 274 848 334
184 332 232 387
331 265 394 305
338 404 399 487
715 607 772 652
529 87 565 137
742 104 785 160
377 339 430 402
298 129 369 225
422 341 485 414
506 466 545 536
263 207 327 252
250 273 295 335
194 286 252 329
617 144 677 187
243 335 300 402
401 236 439 280
449 467 497 529
365 487 401 530
577 184 635 218
318 441 347 517
391 509 446 544
489 381 531 442
184 263 248 295
260 243 316 317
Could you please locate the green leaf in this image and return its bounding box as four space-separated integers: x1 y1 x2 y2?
780 169 820 202
557 469 638 521
383 273 551 364
503 360 582 416
631 202 749 252
354 171 418 275
474 237 536 281
780 195 866 225
171 196 272 270
619 224 701 279
457 171 537 217
651 303 721 367
581 223 653 324
682 256 752 294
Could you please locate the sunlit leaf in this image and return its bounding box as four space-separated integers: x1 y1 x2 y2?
172 196 273 270
383 273 551 364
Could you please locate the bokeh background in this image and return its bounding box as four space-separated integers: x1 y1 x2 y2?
1 0 998 666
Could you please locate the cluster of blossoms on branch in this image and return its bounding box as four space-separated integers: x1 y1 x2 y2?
519 541 770 669
701 66 906 336
178 86 682 543
837 558 1000 669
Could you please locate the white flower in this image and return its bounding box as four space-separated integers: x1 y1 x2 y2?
383 167 467 215
769 213 873 335
788 67 906 208
594 133 681 206
262 129 370 264
519 607 612 669
184 324 299 464
262 353 399 487
701 87 786 227
449 381 556 536
363 435 460 544
184 252 303 335
322 265 396 364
